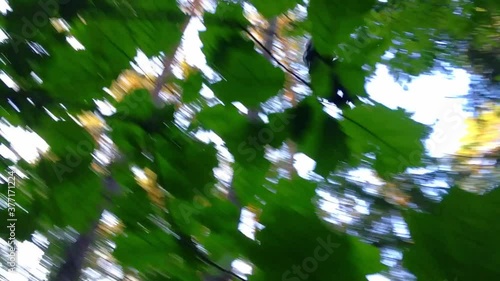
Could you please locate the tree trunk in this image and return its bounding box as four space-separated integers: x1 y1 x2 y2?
52 176 121 281
52 218 100 281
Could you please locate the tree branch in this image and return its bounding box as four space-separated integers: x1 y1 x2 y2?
150 0 202 107
243 28 311 88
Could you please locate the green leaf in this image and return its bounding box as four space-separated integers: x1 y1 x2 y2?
114 89 156 121
196 105 249 141
196 105 271 165
308 0 376 56
201 3 249 64
248 178 385 281
109 164 157 231
249 0 300 18
75 0 186 56
282 98 350 177
34 119 96 180
308 59 337 101
108 120 148 159
209 46 285 107
152 128 218 199
43 171 102 231
34 46 121 102
114 228 199 281
336 63 369 98
232 159 271 206
201 3 285 107
181 71 204 103
404 187 500 281
341 103 429 178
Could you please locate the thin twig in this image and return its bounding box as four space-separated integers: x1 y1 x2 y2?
197 254 246 281
243 28 311 88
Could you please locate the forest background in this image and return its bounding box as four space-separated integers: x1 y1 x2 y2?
0 0 499 281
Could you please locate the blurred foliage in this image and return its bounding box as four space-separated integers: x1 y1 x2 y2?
0 0 498 281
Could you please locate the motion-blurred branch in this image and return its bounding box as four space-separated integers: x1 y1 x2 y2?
151 0 202 107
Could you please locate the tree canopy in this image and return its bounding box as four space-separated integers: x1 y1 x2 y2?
0 0 499 280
